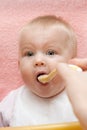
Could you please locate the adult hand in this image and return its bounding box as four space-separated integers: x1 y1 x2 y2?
57 58 87 130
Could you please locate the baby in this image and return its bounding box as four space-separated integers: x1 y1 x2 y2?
0 15 77 127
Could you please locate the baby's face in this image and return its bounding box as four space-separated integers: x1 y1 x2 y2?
19 25 73 98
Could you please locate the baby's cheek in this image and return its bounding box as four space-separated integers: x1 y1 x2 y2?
21 68 32 85
19 63 31 80
20 58 30 69
56 55 67 62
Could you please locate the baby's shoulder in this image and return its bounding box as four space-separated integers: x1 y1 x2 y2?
0 86 24 126
0 86 24 111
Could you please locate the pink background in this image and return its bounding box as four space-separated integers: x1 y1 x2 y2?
0 0 87 100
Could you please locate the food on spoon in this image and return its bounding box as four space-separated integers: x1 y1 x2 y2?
38 69 57 83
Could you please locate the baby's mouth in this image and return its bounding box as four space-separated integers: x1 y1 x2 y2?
37 73 47 82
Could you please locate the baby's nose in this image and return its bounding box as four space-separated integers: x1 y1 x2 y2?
34 60 46 67
34 52 46 67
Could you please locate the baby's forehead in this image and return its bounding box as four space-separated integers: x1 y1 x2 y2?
19 26 71 52
20 23 71 39
19 24 73 51
21 26 70 43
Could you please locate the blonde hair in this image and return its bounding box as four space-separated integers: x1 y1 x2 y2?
20 15 77 57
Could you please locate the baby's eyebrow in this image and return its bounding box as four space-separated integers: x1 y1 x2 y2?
21 44 34 50
44 43 61 51
21 47 28 52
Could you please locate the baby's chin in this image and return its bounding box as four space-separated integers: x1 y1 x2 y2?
32 88 64 98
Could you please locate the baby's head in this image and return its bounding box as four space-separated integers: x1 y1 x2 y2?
19 15 77 98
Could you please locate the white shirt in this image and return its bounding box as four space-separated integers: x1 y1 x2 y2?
0 85 77 127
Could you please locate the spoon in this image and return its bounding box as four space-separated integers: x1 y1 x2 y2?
38 64 82 84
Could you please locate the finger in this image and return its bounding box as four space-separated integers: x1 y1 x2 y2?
69 58 87 71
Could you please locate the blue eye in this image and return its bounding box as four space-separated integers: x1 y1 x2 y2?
26 51 34 57
46 50 56 56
